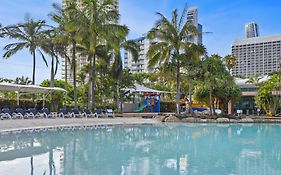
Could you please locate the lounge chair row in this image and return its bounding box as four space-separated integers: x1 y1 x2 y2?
0 108 114 120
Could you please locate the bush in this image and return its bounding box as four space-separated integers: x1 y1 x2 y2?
161 101 176 112
0 98 42 110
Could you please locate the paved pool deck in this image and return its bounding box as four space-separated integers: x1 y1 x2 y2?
0 117 160 132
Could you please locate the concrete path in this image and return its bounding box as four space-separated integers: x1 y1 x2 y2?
0 117 160 132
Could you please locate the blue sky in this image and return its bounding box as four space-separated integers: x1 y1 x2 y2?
0 0 281 84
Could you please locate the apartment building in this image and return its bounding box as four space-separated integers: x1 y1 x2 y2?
232 34 281 78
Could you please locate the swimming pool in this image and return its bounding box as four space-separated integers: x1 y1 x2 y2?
0 124 281 175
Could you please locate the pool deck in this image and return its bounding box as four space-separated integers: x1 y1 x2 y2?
0 117 160 132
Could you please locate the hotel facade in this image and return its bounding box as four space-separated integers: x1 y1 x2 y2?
232 34 281 78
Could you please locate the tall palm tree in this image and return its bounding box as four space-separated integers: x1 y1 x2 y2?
78 0 128 110
184 44 207 114
40 29 60 88
147 7 198 114
2 16 48 85
112 40 139 109
50 1 80 108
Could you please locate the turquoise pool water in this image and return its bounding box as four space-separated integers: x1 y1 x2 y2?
0 124 281 175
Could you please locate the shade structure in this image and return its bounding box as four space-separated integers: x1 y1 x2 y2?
125 83 173 94
0 83 66 93
0 83 67 106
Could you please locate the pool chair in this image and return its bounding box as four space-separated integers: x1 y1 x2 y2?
82 109 96 118
26 108 41 119
1 108 16 119
95 109 104 118
58 108 72 118
71 108 82 118
15 108 31 119
42 108 55 118
106 109 115 118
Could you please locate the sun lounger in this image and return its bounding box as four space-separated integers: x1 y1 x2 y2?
27 108 41 119
15 108 31 119
1 108 15 119
58 108 72 118
71 108 82 118
95 109 104 118
106 109 115 118
82 109 96 118
42 108 55 118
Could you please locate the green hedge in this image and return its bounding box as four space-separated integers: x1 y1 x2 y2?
0 99 35 110
161 101 176 112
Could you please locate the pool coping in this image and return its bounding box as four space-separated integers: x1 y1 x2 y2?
0 117 160 134
1 117 281 135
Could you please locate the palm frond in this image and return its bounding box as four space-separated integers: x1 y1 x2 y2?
3 42 27 58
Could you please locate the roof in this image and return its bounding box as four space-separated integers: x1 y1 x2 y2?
235 76 270 87
0 83 67 94
125 83 173 94
233 34 281 46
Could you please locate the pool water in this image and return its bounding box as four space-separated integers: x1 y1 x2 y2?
0 124 281 175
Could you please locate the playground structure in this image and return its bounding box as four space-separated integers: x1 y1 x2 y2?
182 97 208 113
124 84 172 113
135 93 161 113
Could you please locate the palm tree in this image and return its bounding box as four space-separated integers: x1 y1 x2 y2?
224 54 237 72
2 16 48 85
202 54 231 115
112 40 139 109
147 7 198 114
78 0 128 110
184 44 207 114
50 1 80 108
40 29 60 88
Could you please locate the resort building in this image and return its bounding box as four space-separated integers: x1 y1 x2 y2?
232 34 281 78
245 22 259 38
124 6 203 74
124 36 153 73
61 0 119 85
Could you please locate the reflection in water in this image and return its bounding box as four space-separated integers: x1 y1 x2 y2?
0 124 281 174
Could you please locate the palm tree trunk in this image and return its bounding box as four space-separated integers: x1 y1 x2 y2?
50 55 55 88
116 80 120 110
72 40 77 108
50 55 55 111
209 86 213 116
188 81 194 115
64 57 68 87
64 50 68 108
92 53 96 109
88 54 93 109
176 61 180 114
32 50 36 85
32 50 36 103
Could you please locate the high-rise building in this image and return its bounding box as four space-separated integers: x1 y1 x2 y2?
124 37 152 73
187 7 203 45
61 0 119 85
232 34 281 78
245 22 259 38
